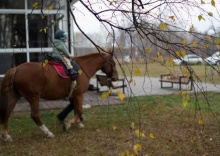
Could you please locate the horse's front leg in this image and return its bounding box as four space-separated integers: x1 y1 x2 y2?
64 95 84 131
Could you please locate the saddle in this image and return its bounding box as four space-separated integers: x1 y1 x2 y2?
44 56 81 80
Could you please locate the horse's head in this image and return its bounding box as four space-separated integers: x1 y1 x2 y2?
101 53 119 81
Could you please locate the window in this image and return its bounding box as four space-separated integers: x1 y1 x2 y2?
0 0 68 76
0 14 26 49
0 0 24 9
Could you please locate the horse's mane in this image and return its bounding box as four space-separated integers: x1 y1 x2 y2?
74 52 111 63
75 52 108 59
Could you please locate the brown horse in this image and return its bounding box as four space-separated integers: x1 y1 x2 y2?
0 52 118 142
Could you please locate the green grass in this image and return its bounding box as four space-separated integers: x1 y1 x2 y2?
117 62 220 84
1 92 220 155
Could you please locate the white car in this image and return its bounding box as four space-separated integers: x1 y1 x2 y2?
173 54 203 65
204 51 220 66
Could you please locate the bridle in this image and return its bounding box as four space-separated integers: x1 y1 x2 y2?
105 57 116 79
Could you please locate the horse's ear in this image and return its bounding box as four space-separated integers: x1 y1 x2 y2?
106 47 114 56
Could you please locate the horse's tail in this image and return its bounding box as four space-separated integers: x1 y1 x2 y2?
0 68 20 124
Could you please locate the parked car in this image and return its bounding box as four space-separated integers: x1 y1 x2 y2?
204 51 220 66
123 55 131 63
173 54 203 65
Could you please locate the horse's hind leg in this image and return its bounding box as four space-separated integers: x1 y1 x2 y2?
1 95 20 142
25 96 55 138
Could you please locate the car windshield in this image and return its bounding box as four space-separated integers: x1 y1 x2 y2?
212 52 220 57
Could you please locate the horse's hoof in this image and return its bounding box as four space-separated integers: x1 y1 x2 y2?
2 134 13 142
78 122 85 128
47 132 55 138
64 122 71 131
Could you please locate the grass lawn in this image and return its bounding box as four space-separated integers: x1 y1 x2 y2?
0 92 220 155
117 62 220 84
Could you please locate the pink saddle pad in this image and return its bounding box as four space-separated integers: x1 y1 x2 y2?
48 61 70 79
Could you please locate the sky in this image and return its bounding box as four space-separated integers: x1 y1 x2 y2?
72 2 102 34
72 1 220 34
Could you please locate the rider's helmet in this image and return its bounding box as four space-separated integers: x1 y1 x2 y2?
54 30 68 41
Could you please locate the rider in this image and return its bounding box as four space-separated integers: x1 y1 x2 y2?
50 30 78 76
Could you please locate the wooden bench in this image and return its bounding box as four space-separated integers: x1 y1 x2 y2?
96 74 127 93
159 70 193 90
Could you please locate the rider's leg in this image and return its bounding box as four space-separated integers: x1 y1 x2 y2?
57 102 74 122
62 57 75 75
57 98 84 123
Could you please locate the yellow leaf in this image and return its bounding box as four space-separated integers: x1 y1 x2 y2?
182 98 188 107
181 39 187 45
214 38 220 44
32 2 38 9
109 1 113 5
192 40 197 47
198 119 203 125
118 92 125 101
48 5 53 10
41 59 48 68
183 69 190 77
179 90 184 95
157 52 163 62
128 78 133 83
211 0 215 7
150 133 155 139
135 130 140 137
117 90 125 101
187 85 191 90
39 29 43 32
206 35 211 41
204 44 209 49
44 27 48 33
53 21 58 26
108 89 112 94
198 15 205 21
165 58 174 68
201 0 205 4
141 132 145 137
120 150 130 156
112 125 117 131
146 48 151 53
176 50 186 57
208 12 213 16
135 129 145 138
133 81 136 86
131 122 135 129
134 69 142 76
192 135 197 141
169 16 175 22
78 69 82 75
101 91 110 98
189 25 194 34
133 144 142 154
159 23 168 30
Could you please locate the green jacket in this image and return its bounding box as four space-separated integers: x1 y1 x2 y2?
50 39 69 60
